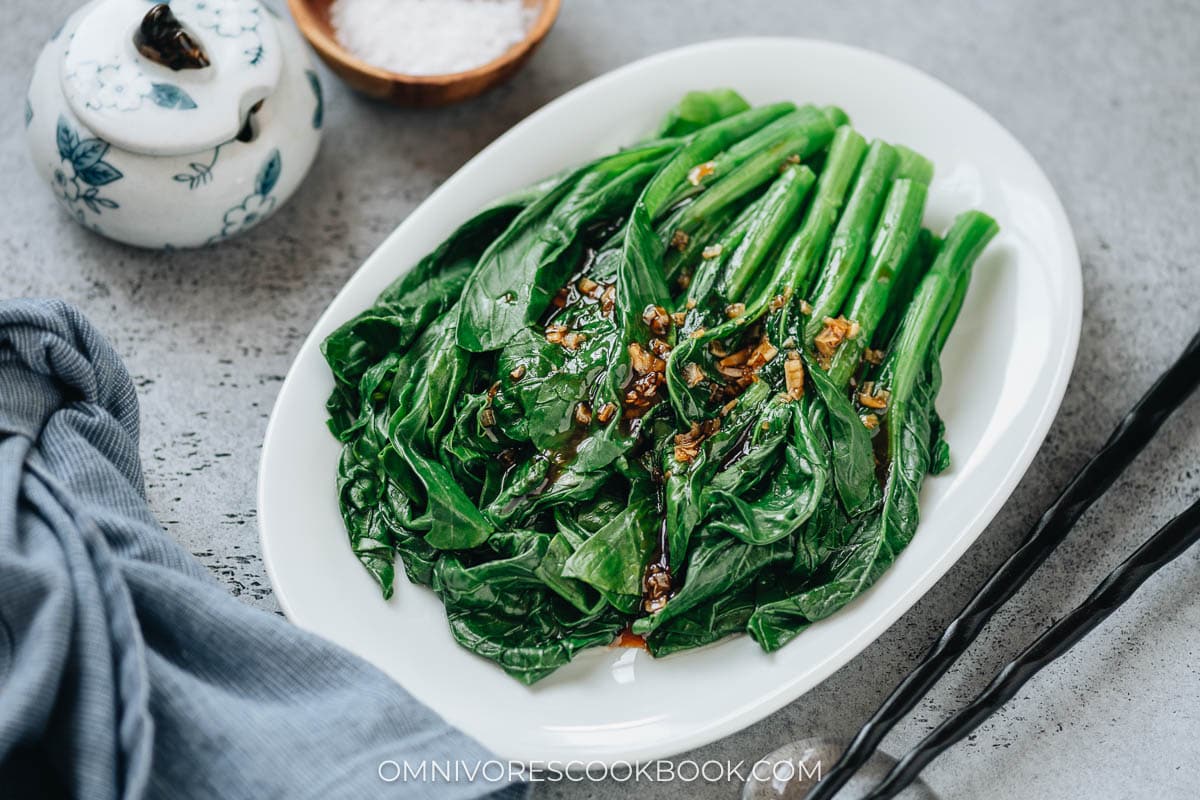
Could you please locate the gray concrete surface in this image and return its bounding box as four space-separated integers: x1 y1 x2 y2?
4 1 1199 797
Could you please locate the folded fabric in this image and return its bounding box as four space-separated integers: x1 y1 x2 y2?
0 299 526 800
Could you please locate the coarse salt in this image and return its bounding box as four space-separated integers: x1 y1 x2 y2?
331 0 536 76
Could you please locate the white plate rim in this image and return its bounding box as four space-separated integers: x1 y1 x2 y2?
258 36 1082 764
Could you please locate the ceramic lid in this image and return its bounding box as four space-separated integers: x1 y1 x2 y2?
61 0 283 157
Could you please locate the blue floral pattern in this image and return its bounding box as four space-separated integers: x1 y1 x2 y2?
306 70 323 129
25 98 33 128
86 62 152 111
149 82 198 110
215 148 281 239
173 145 223 190
222 193 276 236
190 0 266 65
54 117 122 216
192 0 260 36
67 61 197 113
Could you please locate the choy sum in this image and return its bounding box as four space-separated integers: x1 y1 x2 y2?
322 89 998 683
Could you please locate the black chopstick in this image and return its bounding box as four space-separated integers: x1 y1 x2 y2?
861 496 1200 799
806 327 1200 800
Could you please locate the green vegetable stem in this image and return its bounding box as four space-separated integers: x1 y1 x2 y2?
321 90 1000 683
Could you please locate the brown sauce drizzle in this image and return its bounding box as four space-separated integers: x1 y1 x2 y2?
717 421 755 471
499 455 557 517
540 218 624 327
641 470 673 613
872 416 891 486
614 628 648 650
496 429 588 517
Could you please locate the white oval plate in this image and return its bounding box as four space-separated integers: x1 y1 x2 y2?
259 38 1080 764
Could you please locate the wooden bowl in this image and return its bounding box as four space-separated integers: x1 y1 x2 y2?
286 0 561 107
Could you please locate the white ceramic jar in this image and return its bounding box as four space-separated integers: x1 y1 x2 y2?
25 0 323 249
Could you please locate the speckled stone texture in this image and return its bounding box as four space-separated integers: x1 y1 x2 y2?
3 1 1199 797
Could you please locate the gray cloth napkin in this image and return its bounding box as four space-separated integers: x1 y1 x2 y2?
0 299 526 800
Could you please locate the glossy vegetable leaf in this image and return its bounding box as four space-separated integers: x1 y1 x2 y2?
654 88 752 138
646 588 757 657
563 496 657 598
632 524 790 637
778 350 940 623
806 352 881 515
703 399 828 545
434 532 624 684
456 144 674 352
321 94 999 683
323 195 537 436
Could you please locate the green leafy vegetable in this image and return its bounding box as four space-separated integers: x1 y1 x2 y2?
321 90 1000 683
654 88 752 138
